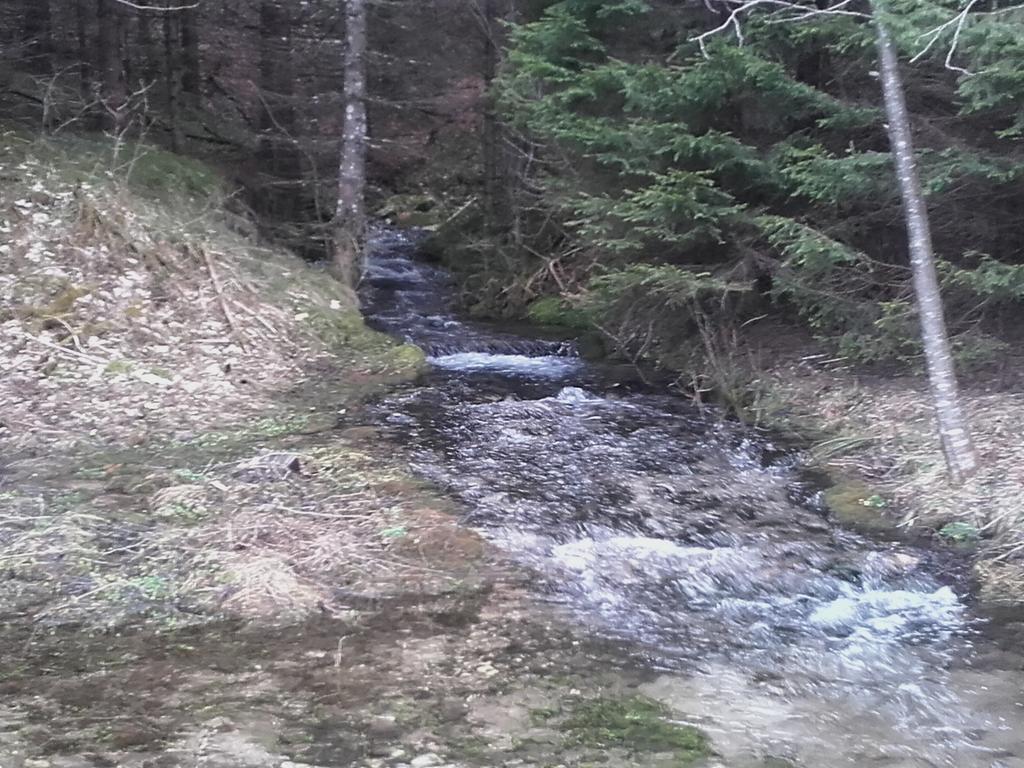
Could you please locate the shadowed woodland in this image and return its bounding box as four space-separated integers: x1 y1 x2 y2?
5 1 1024 379
4 3 1024 767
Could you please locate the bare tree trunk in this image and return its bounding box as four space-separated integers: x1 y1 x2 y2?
481 0 501 223
76 0 91 103
22 0 53 74
333 0 368 284
258 0 300 223
163 6 184 153
97 0 127 131
873 15 978 485
180 7 201 96
136 8 159 88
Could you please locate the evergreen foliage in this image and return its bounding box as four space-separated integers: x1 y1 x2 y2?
461 0 1024 383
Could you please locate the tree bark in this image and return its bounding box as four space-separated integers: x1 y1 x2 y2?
22 0 53 74
180 7 201 96
258 0 300 222
163 6 184 153
136 8 159 87
96 0 127 131
873 15 978 485
333 0 368 283
481 0 501 224
75 0 92 103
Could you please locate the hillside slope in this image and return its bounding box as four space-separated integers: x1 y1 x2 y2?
0 132 465 628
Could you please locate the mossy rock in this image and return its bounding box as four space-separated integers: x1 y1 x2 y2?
822 480 897 533
377 193 441 228
304 308 375 350
552 695 711 764
381 343 427 374
526 296 592 330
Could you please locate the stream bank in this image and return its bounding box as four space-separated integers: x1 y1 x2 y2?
759 357 1024 604
2 138 1023 768
0 141 735 768
356 231 1024 768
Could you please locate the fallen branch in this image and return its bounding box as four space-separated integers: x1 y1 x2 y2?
197 245 248 352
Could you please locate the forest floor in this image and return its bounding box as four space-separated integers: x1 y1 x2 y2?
0 135 730 768
755 332 1024 603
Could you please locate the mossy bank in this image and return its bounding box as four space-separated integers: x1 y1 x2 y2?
0 132 430 630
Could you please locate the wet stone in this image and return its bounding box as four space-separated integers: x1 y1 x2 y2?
233 452 303 481
437 699 468 723
365 716 401 739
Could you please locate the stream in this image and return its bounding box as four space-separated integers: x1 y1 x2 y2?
360 230 1024 768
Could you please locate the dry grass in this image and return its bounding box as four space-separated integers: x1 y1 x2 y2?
0 442 480 626
0 133 444 627
0 132 411 458
765 354 1024 587
176 445 480 620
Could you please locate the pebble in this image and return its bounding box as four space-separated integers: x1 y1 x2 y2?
438 699 468 722
475 663 498 677
410 755 443 768
366 715 401 738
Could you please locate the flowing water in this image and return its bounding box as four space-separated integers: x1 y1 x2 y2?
360 230 1024 768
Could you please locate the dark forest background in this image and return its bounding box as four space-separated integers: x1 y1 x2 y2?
4 0 1024 388
0 0 501 256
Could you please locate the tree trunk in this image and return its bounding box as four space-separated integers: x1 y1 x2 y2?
258 0 300 222
163 7 184 153
136 8 159 88
873 15 978 485
22 0 53 74
333 0 368 283
97 0 127 131
481 0 501 224
180 7 201 96
76 0 91 103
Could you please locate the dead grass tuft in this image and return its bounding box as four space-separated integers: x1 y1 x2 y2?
1 134 416 460
0 135 445 627
766 357 1024 573
216 554 324 619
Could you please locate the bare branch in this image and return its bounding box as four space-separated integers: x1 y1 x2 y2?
910 0 981 74
690 0 869 56
111 0 200 10
910 0 1024 75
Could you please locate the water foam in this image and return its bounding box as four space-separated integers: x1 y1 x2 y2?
429 352 583 377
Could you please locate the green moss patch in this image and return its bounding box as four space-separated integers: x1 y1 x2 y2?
544 695 711 764
127 148 221 199
822 480 897 533
526 296 592 330
939 521 980 545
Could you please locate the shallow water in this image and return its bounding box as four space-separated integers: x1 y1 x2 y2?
361 230 1024 768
